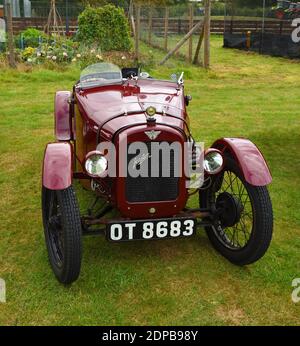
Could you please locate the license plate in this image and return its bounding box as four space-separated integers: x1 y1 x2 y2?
106 217 197 242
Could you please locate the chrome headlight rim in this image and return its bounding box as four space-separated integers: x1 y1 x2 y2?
84 151 108 178
204 149 224 175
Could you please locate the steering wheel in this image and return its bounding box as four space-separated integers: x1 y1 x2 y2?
124 70 138 79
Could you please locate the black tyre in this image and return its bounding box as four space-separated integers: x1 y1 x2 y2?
42 185 82 284
200 156 273 265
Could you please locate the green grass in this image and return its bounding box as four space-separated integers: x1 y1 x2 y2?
0 37 300 326
141 34 239 62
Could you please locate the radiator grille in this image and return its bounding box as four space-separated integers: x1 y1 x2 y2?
126 142 179 203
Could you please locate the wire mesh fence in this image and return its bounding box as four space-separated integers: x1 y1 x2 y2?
0 0 129 18
224 0 300 58
1 0 214 64
0 0 130 35
1 1 211 61
138 3 205 64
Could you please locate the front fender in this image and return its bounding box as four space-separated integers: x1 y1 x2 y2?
42 142 73 190
212 138 272 186
55 91 72 141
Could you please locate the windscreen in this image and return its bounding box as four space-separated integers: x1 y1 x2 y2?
79 63 122 89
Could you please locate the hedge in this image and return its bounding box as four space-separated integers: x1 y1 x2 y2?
77 5 132 52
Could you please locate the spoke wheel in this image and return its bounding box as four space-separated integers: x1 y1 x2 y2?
42 186 82 284
200 156 273 265
213 170 253 250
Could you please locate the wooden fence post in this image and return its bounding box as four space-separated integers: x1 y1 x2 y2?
164 7 169 51
159 20 203 65
178 18 181 34
129 0 136 38
5 2 16 68
148 7 153 45
203 0 211 69
193 22 204 65
188 3 193 63
135 4 141 63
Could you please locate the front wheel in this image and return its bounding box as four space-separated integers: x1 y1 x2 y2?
200 156 273 266
42 185 82 284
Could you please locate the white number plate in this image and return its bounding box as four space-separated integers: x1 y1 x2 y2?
106 218 196 242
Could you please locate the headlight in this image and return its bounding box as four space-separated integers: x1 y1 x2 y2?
204 150 224 175
84 152 107 177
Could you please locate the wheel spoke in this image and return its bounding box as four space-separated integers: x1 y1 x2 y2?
211 168 254 250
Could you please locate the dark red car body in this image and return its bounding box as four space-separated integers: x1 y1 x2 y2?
41 66 274 284
43 72 271 220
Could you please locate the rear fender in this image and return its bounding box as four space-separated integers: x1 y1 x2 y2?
42 142 73 190
55 91 72 141
212 138 272 186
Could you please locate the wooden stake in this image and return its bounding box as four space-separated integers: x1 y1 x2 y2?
5 2 16 68
129 0 136 38
188 4 193 62
44 0 64 36
159 20 203 66
164 7 169 51
193 22 204 65
203 0 211 69
148 7 152 45
135 4 141 63
130 15 136 38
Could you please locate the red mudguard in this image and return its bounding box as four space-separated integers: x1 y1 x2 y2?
212 138 272 186
55 91 72 141
42 142 73 190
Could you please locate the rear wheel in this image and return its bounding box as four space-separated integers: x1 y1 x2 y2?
42 186 82 284
200 156 273 265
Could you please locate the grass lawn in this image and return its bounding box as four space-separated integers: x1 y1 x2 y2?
141 35 243 62
0 36 300 326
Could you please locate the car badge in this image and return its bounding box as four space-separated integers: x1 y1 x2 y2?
145 130 161 140
145 106 156 117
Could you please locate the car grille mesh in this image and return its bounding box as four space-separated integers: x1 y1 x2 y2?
126 142 179 203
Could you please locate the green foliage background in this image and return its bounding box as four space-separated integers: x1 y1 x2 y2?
77 5 132 52
16 28 48 48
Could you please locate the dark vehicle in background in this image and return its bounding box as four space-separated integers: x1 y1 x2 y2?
271 0 300 19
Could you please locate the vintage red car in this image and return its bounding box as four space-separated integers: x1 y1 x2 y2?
42 63 273 284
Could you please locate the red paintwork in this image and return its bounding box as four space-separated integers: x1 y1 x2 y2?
72 78 190 218
55 91 72 141
212 138 272 186
43 142 73 190
115 124 188 219
44 74 272 219
75 79 187 142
